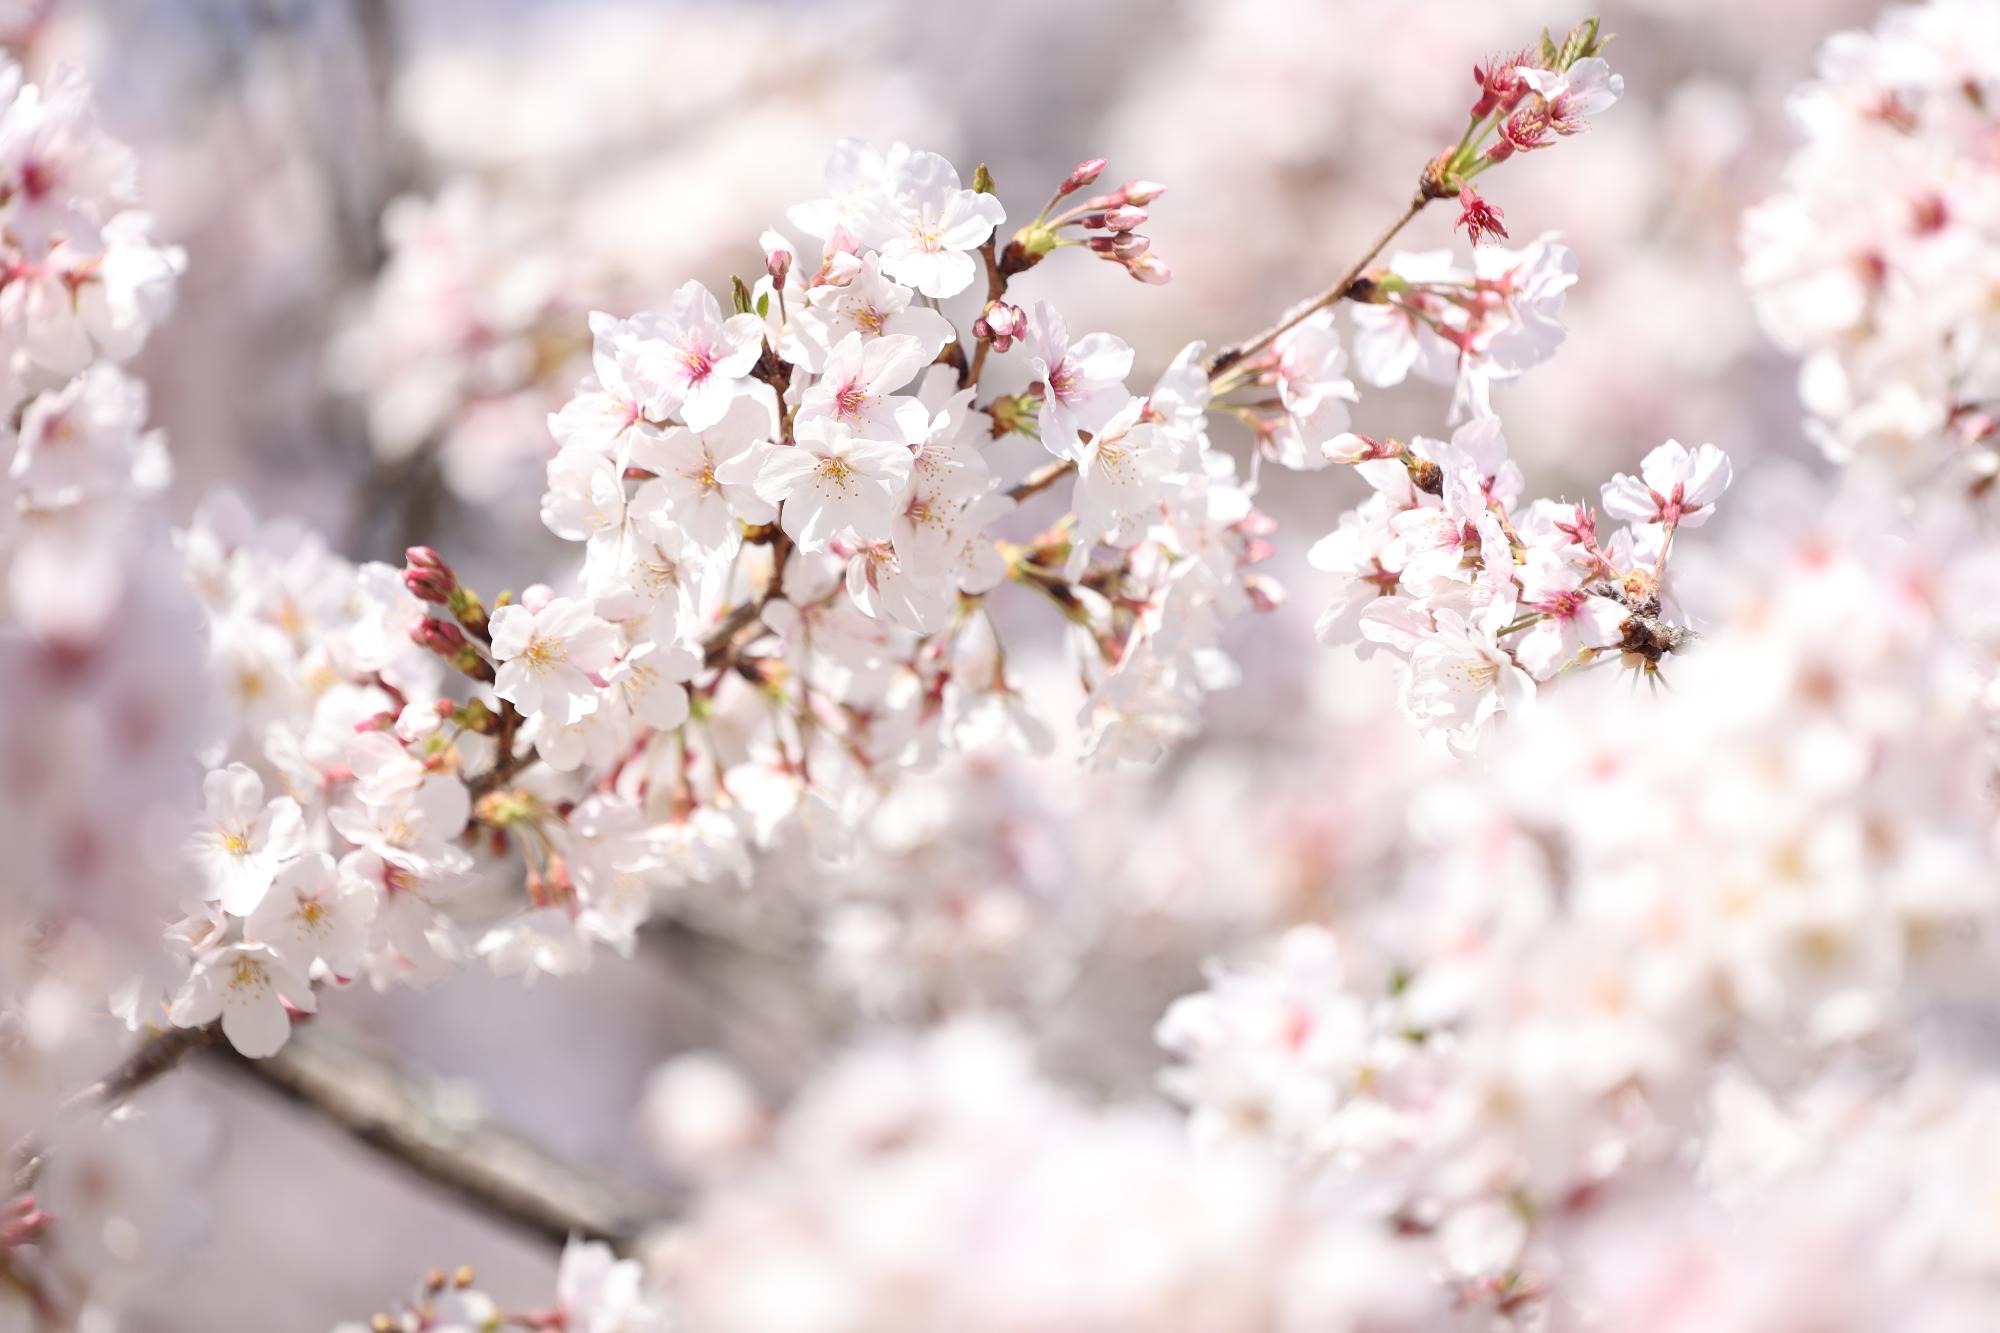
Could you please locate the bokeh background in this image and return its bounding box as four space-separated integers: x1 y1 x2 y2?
18 0 1882 1323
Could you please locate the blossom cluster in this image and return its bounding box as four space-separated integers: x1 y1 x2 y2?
1743 0 2000 477
144 23 1724 1060
1156 461 2000 1321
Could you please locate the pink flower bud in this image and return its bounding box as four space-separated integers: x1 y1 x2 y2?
403 546 457 603
1058 158 1109 196
766 247 793 284
1127 255 1173 285
1119 179 1167 206
1102 205 1148 232
411 617 468 657
976 299 1028 351
520 584 555 614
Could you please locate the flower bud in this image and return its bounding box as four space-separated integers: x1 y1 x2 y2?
973 299 1028 352
1119 179 1167 206
1127 254 1173 285
1058 157 1109 196
766 246 792 285
520 583 555 614
411 617 468 657
1102 205 1148 232
403 546 456 603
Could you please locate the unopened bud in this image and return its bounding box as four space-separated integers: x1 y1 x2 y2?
520 583 555 614
1127 254 1173 285
1102 205 1148 232
973 299 1027 352
766 247 792 285
403 546 456 603
446 585 487 639
1119 179 1167 206
1058 157 1108 196
454 698 499 734
412 617 468 657
1087 232 1151 262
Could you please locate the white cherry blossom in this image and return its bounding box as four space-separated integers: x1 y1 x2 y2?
491 596 621 723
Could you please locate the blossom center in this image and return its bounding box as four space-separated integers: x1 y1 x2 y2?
523 634 568 675
678 342 716 385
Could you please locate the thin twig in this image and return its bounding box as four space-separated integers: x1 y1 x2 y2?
68 1021 224 1111
1207 190 1431 379
1008 458 1074 503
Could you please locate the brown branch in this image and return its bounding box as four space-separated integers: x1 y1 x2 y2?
1207 190 1432 380
202 1022 673 1252
1008 458 1074 504
963 237 1008 389
69 1021 224 1111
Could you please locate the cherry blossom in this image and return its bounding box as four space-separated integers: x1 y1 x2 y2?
795 331 931 444
625 390 779 550
857 148 1007 298
752 415 915 553
1601 438 1734 529
491 596 621 723
636 279 765 432
186 763 306 916
168 942 316 1058
1025 301 1134 460
245 852 376 979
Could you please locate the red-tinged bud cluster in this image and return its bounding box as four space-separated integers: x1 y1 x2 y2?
1454 186 1509 245
1036 165 1173 285
404 546 456 603
972 299 1028 352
